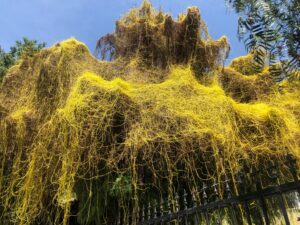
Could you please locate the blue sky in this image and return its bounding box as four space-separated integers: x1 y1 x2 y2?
0 0 246 63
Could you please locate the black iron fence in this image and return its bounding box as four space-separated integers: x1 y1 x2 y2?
135 155 300 225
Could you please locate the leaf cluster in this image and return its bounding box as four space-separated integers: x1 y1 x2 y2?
227 0 300 81
0 37 46 83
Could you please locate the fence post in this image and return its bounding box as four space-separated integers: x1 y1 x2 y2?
287 154 298 180
160 199 164 225
212 180 222 225
253 167 270 225
175 193 180 212
167 195 172 224
192 190 199 225
137 206 140 224
237 171 252 225
142 205 145 223
287 154 300 194
278 191 291 225
270 161 291 225
225 174 238 225
202 183 210 225
154 200 158 219
148 202 152 223
183 189 188 225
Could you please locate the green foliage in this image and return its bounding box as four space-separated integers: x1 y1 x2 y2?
0 47 15 82
0 38 46 83
227 0 300 81
110 175 132 198
11 37 46 59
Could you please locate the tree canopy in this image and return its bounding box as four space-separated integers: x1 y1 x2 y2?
227 0 300 81
0 38 46 83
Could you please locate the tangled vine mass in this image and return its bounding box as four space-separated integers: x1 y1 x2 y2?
0 1 299 225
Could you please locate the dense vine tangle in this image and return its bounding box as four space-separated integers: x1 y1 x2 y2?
95 0 229 76
0 1 299 225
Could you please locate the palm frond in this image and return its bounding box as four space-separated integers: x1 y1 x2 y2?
228 0 300 81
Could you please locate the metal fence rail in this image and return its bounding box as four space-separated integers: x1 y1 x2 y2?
136 155 300 225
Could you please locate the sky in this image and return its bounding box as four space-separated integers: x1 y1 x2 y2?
0 0 247 63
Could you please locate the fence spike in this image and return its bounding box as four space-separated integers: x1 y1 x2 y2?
250 166 260 191
153 200 158 219
167 196 172 215
148 202 151 220
183 189 188 210
268 160 278 181
175 192 180 212
212 179 219 200
287 154 298 181
236 171 245 194
160 199 164 217
137 205 140 222
202 183 208 204
225 174 232 199
192 189 198 208
237 171 243 185
142 205 145 221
